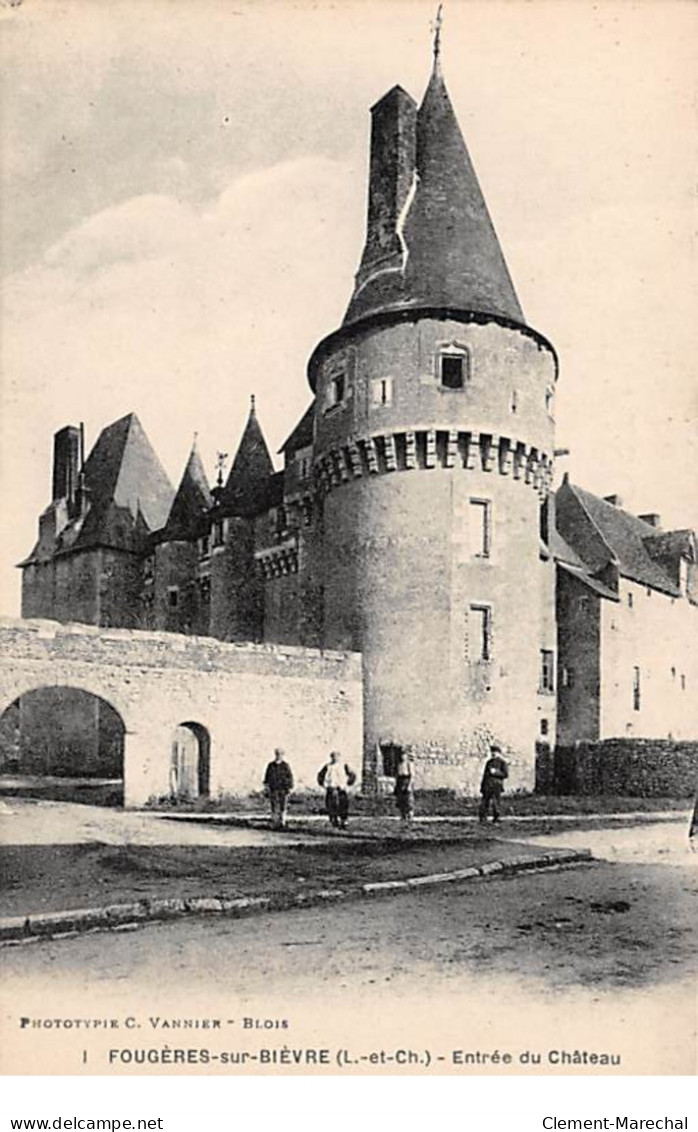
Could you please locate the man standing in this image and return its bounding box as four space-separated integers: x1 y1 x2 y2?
263 748 294 829
317 750 356 829
394 748 414 824
478 743 509 824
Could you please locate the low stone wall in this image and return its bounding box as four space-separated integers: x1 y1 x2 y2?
0 617 363 807
537 738 698 797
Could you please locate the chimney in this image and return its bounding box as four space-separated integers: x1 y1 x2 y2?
603 494 623 508
639 513 661 528
52 425 81 506
356 85 417 282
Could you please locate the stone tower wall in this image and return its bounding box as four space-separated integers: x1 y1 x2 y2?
312 315 556 791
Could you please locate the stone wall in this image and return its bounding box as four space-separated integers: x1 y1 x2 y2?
0 617 362 807
540 738 698 797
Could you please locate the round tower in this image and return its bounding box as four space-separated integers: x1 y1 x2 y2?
308 52 558 792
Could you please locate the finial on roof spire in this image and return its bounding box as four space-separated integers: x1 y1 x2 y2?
432 3 443 71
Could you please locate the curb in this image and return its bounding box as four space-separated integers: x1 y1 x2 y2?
0 847 592 946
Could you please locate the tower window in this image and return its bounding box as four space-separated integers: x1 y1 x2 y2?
540 649 555 693
168 586 179 609
632 666 641 711
628 591 634 608
469 604 492 662
539 496 550 544
372 377 393 407
440 355 463 389
540 718 549 736
469 498 491 558
439 352 467 390
325 372 346 411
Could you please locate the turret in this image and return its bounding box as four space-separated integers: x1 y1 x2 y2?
305 35 558 791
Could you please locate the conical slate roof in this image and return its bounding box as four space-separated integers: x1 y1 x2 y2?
162 437 213 540
220 399 275 518
344 62 524 327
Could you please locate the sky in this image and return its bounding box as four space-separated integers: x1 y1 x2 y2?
1 0 696 616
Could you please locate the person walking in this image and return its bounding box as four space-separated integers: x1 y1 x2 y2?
263 748 294 829
394 748 414 824
478 743 508 824
317 750 356 829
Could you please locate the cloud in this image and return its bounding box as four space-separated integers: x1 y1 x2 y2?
0 154 363 614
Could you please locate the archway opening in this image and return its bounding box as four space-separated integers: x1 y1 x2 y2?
0 686 125 805
170 721 210 801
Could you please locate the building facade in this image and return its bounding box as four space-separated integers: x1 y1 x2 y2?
17 49 698 792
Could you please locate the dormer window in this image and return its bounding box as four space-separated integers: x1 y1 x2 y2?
325 372 346 412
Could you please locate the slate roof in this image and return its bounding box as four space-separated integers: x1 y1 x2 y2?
558 482 684 597
279 403 315 455
344 61 524 328
160 437 212 541
219 402 275 518
21 413 174 562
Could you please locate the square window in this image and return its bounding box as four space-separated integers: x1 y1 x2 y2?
440 354 465 389
469 604 492 661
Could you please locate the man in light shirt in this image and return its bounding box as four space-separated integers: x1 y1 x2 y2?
317 750 357 829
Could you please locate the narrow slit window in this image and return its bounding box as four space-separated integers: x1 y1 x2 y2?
470 498 491 558
632 666 641 711
469 604 492 661
168 586 179 609
540 649 555 693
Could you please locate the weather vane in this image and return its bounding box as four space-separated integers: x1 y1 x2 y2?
215 450 229 488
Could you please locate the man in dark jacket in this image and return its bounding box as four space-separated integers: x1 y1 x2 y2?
478 743 509 824
263 748 294 829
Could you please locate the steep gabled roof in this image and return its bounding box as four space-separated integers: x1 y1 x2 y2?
279 403 315 455
557 481 683 597
161 437 212 541
344 62 524 327
20 413 175 563
72 413 173 551
220 399 275 518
